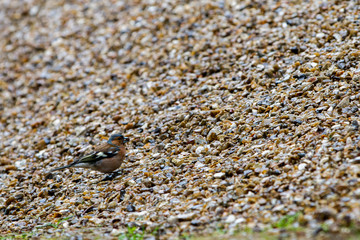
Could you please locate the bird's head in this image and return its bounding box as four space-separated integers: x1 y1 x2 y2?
108 133 129 145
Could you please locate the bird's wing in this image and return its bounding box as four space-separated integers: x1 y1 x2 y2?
76 146 120 163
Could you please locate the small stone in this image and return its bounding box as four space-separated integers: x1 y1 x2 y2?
177 212 196 221
349 157 360 164
209 109 222 117
5 196 15 206
337 96 350 108
170 198 181 204
339 29 348 38
110 228 123 236
207 127 221 142
29 6 39 16
171 158 184 166
75 126 87 136
145 236 156 240
298 163 307 171
14 160 26 170
333 33 342 42
243 170 253 177
62 221 69 228
315 208 336 221
214 172 225 179
52 119 61 129
194 162 205 169
190 219 201 226
225 215 236 223
316 32 326 39
195 146 205 155
98 203 107 210
125 179 136 186
125 122 135 130
235 217 246 224
126 204 136 212
354 188 360 198
290 46 299 54
113 115 122 121
262 119 272 127
89 218 103 225
273 205 284 212
36 139 47 150
258 198 267 205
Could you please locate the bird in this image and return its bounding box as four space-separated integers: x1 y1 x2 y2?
51 133 129 175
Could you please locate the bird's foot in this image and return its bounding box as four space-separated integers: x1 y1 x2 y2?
100 170 122 182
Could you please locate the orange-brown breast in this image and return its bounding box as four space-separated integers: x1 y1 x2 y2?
92 155 125 173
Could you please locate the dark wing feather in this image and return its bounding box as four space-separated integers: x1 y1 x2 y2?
76 146 119 164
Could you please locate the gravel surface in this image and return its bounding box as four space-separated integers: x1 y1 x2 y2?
1 0 360 239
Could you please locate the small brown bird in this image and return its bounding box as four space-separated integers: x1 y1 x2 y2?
51 133 128 174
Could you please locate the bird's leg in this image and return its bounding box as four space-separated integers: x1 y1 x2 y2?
100 170 122 181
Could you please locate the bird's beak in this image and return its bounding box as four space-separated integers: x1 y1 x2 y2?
123 137 129 143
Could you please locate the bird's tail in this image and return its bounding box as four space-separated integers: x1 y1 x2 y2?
50 163 74 172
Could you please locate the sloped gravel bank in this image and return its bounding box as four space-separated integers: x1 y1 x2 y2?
1 0 360 239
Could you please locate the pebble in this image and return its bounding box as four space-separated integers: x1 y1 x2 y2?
214 172 225 179
225 215 236 224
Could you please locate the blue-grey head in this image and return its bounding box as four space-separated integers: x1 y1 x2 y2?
108 133 129 144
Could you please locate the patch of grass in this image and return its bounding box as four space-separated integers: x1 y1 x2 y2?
348 221 360 234
272 212 301 230
0 231 33 240
118 226 145 240
179 233 191 240
190 229 280 240
241 226 254 234
348 232 360 240
150 226 159 238
320 223 329 233
36 215 72 229
215 225 227 235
